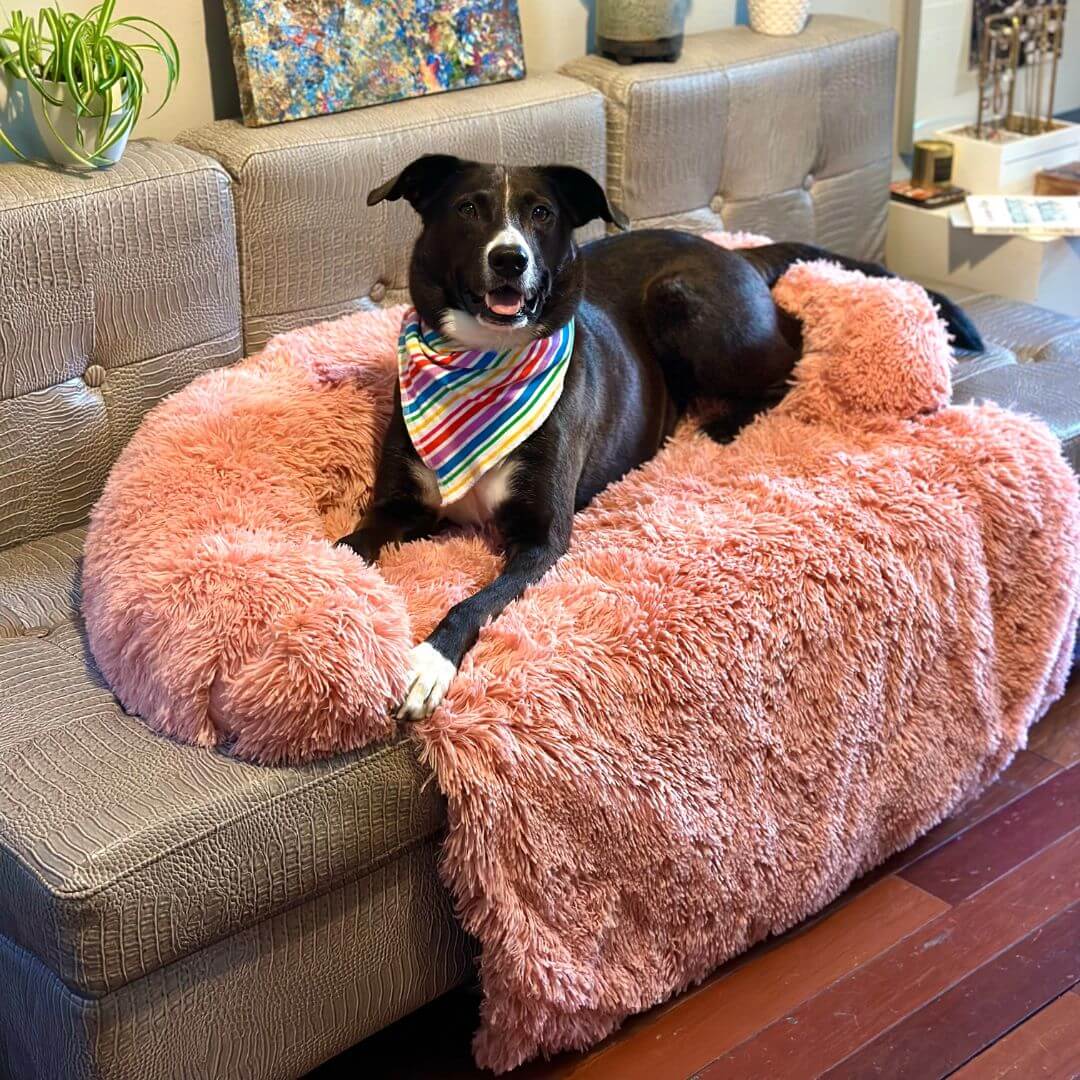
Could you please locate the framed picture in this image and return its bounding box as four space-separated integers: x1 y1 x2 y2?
224 0 526 127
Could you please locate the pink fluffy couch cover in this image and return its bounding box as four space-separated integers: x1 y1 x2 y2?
83 250 1080 1072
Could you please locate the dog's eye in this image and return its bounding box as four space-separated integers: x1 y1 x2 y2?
457 201 477 219
532 205 553 223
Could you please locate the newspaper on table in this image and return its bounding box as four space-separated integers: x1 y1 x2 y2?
964 195 1080 236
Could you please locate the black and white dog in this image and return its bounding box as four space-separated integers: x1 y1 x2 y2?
339 155 982 719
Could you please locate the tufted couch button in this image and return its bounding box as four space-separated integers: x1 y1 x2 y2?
369 281 387 303
803 173 815 191
83 364 107 388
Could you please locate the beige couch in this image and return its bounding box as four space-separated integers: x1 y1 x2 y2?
0 16 1076 1079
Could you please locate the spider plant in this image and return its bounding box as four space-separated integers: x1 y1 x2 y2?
0 0 178 167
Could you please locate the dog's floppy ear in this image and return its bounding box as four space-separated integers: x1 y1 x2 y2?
367 154 467 214
540 165 629 231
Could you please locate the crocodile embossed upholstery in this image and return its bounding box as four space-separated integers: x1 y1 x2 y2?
0 141 243 552
177 74 608 354
0 532 471 1078
0 839 472 1080
561 16 897 260
954 295 1080 472
0 531 448 996
0 122 514 1080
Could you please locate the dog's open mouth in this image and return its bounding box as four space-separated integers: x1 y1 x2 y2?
469 286 541 325
485 286 526 318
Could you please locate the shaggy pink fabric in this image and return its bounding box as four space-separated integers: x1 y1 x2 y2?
83 245 1080 1070
83 306 410 762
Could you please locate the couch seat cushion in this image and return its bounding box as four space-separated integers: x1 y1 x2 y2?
0 527 443 996
954 295 1080 472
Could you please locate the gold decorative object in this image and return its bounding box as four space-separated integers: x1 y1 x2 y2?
973 3 1067 141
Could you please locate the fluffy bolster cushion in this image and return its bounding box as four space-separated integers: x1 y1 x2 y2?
83 249 1080 1069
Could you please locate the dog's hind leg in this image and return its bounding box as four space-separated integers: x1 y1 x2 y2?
701 382 791 444
644 256 799 434
741 242 984 352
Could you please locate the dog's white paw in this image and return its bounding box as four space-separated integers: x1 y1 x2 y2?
396 642 457 721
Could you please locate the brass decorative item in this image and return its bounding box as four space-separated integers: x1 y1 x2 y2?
973 3 1067 141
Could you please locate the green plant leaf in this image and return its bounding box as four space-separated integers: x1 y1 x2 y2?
0 0 178 167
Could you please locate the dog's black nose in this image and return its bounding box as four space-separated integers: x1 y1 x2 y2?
488 244 528 278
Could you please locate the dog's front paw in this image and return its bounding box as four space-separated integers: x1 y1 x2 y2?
396 642 457 721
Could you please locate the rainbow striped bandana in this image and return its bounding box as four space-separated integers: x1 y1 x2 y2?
397 309 575 504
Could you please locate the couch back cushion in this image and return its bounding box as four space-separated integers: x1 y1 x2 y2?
562 16 898 261
178 74 608 354
0 141 242 552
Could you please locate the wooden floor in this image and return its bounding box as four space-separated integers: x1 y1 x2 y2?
319 678 1080 1079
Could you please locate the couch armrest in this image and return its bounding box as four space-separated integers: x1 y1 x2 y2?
0 140 242 551
561 15 897 260
178 74 606 353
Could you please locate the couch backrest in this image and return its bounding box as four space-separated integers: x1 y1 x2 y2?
562 16 898 261
0 23 899 555
178 74 608 355
0 142 242 552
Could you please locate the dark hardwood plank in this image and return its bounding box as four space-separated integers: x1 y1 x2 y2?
870 750 1060 880
821 903 1080 1079
564 742 1066 1079
1028 679 1080 767
952 989 1080 1078
899 764 1080 904
697 828 1080 1080
553 878 946 1080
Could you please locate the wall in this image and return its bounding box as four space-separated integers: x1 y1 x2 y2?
522 1 905 74
7 0 902 140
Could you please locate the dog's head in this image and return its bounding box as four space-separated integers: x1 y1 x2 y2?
368 155 627 348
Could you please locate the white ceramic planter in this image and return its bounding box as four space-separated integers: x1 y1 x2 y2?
748 0 810 36
935 119 1080 195
29 79 130 168
0 75 49 162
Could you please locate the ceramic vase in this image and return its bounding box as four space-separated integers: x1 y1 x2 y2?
30 79 130 168
748 0 811 36
597 0 689 64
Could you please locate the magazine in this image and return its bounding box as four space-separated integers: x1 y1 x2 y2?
965 195 1080 236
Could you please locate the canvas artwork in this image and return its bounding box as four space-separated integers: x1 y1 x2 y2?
224 0 526 127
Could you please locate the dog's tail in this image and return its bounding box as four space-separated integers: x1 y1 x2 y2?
742 241 984 353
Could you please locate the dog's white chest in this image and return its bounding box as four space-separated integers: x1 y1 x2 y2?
412 458 518 526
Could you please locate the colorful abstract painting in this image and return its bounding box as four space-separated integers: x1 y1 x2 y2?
223 0 525 126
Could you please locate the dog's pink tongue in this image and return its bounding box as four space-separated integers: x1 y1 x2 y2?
486 290 524 316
